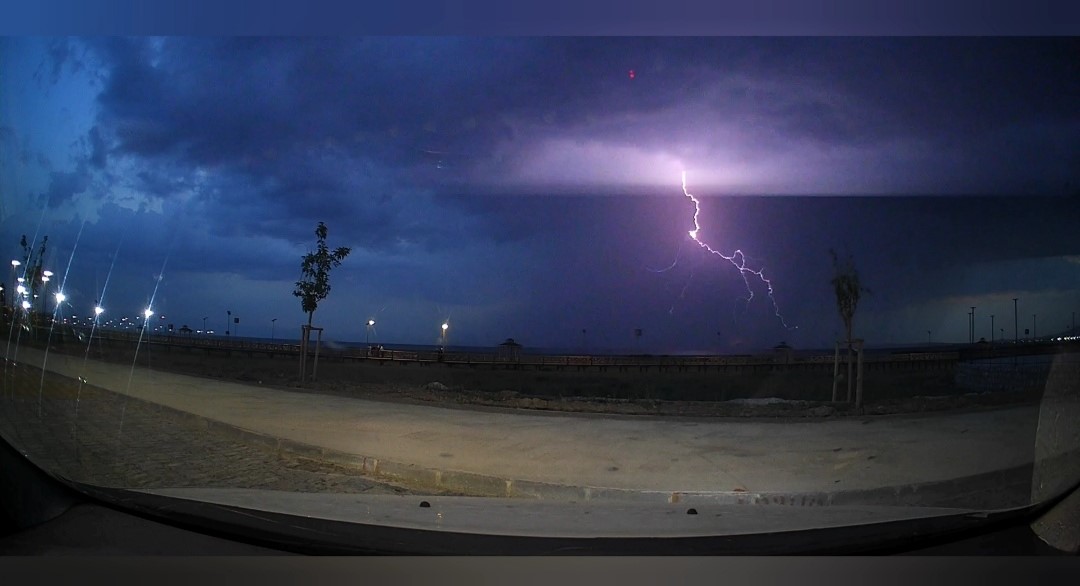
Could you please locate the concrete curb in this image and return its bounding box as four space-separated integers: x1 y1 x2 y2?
111 384 1038 509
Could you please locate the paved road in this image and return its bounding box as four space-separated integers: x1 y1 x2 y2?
4 345 1059 508
0 355 433 496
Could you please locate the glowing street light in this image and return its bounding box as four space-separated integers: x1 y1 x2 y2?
54 292 66 304
94 306 104 316
21 300 30 310
16 285 26 295
143 308 154 319
42 270 53 278
8 260 19 312
365 318 375 345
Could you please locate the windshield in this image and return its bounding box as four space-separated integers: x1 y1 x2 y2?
1 36 1078 552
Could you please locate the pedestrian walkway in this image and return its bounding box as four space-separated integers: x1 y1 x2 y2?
9 346 1050 507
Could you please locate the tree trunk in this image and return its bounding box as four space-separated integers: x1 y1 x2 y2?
845 324 854 403
846 344 854 402
831 341 840 402
855 338 865 409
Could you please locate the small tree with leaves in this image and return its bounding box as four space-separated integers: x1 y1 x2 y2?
293 221 351 327
829 249 869 405
293 222 350 383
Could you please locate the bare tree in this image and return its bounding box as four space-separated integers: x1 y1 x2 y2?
829 249 869 406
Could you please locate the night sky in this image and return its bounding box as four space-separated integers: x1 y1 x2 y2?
1 37 1078 352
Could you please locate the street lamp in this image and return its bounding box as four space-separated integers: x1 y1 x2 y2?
271 318 277 342
970 306 976 344
1013 298 1018 344
9 259 19 312
441 322 449 347
227 310 231 336
366 319 375 345
202 316 208 333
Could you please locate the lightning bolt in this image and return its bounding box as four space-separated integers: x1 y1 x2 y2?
680 171 794 330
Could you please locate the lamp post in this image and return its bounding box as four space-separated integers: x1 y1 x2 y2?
227 310 231 335
54 291 66 315
202 316 208 333
9 259 20 312
271 318 277 342
1033 314 1037 341
366 319 375 345
441 322 449 348
1013 298 1018 344
970 306 976 344
990 314 994 345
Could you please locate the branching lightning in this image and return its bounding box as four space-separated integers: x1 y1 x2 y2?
677 171 794 330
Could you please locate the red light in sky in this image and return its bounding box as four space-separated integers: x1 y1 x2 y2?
628 69 636 79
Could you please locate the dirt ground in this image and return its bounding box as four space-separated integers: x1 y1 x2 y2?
29 335 1044 418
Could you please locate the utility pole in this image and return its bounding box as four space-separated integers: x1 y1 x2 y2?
990 314 994 344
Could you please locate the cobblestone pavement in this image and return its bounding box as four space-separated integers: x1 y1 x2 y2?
0 361 434 495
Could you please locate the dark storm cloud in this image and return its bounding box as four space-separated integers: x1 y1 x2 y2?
42 163 91 206
78 36 1079 221
86 125 107 168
